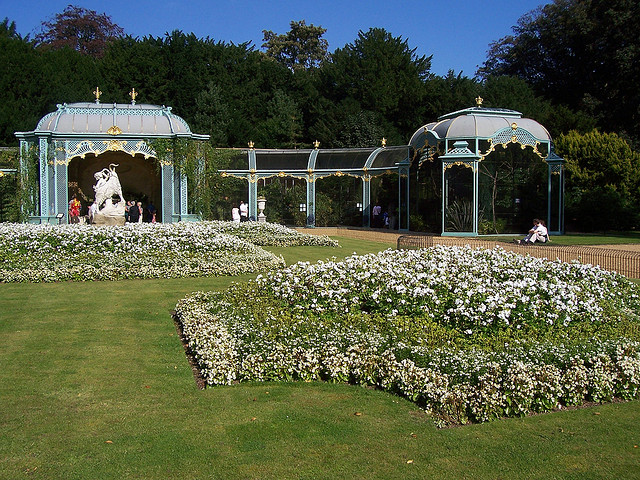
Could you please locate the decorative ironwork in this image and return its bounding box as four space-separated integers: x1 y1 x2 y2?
475 96 483 106
443 160 475 171
107 125 122 135
129 88 138 104
313 140 320 149
61 139 156 161
93 87 102 103
480 126 546 160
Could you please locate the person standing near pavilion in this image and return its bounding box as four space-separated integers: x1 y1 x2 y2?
68 195 81 223
372 202 382 227
231 203 241 222
239 200 248 222
128 200 140 223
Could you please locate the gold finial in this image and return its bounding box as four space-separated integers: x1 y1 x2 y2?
129 88 138 104
313 140 320 149
475 96 483 107
93 87 102 104
381 137 387 147
248 141 255 150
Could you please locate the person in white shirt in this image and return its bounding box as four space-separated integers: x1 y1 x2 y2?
239 200 249 222
232 203 241 222
517 219 548 244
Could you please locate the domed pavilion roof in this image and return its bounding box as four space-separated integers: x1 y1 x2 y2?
20 102 207 140
409 106 552 151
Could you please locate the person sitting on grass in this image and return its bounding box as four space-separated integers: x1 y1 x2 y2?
516 219 548 244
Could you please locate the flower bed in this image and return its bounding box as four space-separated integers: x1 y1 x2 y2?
175 245 640 426
194 221 339 247
0 221 334 282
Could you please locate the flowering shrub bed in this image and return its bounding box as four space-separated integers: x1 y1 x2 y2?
194 221 338 247
0 221 329 282
175 245 640 425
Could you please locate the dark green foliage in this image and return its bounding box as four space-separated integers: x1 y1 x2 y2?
3 4 640 231
0 148 19 222
479 0 640 144
262 20 329 71
556 129 640 231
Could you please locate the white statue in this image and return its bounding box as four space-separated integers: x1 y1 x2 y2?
91 163 126 225
94 163 125 209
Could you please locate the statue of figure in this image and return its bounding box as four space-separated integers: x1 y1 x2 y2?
94 163 125 210
91 163 126 225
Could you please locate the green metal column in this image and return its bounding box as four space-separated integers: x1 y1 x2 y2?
398 159 410 231
472 159 479 236
38 137 49 222
306 174 316 227
362 175 371 227
161 163 174 223
248 149 257 220
54 141 67 222
546 149 565 235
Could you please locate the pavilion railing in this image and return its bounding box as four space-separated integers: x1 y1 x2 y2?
397 235 640 279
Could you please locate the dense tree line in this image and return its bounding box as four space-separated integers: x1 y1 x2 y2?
0 7 591 148
1 1 639 231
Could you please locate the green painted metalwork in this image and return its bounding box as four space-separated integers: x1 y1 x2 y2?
15 101 209 224
410 104 565 236
219 146 410 228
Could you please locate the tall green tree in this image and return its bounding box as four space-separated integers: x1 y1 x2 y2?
555 129 640 230
255 90 303 148
262 20 329 71
479 0 640 143
319 28 433 143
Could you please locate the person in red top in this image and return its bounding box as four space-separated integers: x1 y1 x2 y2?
68 195 81 223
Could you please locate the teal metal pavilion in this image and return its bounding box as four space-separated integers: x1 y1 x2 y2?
219 144 411 229
14 94 209 224
410 102 565 235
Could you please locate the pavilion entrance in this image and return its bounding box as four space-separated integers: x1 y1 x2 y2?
68 151 162 222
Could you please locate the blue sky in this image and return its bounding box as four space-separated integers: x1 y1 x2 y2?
4 0 550 77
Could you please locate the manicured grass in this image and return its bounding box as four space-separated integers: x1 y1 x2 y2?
1 235 638 479
486 232 640 245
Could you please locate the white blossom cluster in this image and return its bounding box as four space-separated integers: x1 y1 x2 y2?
193 221 339 247
175 246 640 425
0 221 297 282
255 245 637 331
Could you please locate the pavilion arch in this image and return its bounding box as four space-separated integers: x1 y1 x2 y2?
67 151 162 220
15 97 209 224
409 102 565 235
219 145 411 229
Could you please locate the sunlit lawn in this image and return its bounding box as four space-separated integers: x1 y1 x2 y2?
487 232 640 246
1 236 638 479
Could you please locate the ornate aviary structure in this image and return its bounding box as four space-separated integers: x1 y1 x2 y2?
15 90 209 224
409 101 565 235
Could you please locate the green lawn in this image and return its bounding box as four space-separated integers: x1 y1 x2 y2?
487 232 640 246
1 236 638 479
